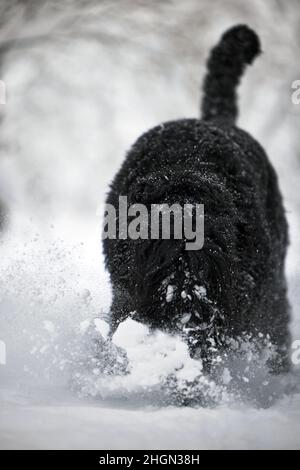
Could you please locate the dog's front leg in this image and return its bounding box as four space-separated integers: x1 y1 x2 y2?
108 284 134 338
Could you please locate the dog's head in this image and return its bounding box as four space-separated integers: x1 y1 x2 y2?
128 163 238 336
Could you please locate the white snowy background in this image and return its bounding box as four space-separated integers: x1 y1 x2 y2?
0 0 300 449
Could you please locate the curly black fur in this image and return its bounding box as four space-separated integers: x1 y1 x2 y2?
202 24 261 123
103 25 290 372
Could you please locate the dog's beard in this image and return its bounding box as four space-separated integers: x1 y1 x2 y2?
127 170 243 361
132 236 236 359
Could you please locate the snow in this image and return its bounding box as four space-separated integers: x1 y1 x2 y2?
0 0 300 450
2 399 300 450
166 284 175 302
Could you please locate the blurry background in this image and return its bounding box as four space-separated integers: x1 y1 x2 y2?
0 0 300 449
0 0 299 228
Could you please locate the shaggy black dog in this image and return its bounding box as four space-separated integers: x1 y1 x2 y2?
103 25 290 373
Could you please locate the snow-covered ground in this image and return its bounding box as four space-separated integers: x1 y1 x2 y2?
0 0 300 449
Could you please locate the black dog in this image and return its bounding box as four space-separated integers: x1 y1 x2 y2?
103 25 290 373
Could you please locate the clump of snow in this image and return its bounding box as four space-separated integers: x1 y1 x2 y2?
181 312 192 324
194 285 207 298
166 284 175 302
70 317 231 406
67 317 300 409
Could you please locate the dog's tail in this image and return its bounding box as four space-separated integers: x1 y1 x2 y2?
201 25 261 124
